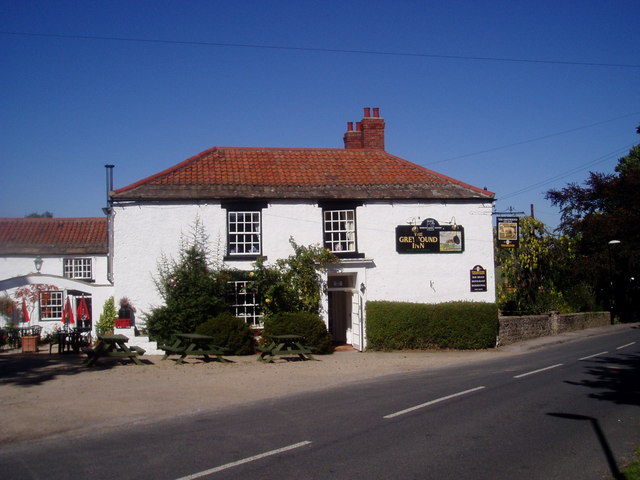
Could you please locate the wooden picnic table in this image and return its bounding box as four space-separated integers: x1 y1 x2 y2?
83 334 145 366
257 334 316 363
159 333 229 365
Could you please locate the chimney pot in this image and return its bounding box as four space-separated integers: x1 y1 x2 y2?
356 122 362 131
347 122 354 132
373 107 380 117
364 107 371 118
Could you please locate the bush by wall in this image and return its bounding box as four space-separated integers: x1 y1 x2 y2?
262 311 334 354
366 301 499 350
195 312 255 355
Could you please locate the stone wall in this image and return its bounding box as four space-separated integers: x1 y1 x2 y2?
497 311 610 346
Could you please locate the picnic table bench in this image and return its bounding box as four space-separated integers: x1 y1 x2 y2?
83 334 145 366
159 333 230 365
257 334 316 363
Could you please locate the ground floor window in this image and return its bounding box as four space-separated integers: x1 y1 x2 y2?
40 291 63 320
228 280 262 327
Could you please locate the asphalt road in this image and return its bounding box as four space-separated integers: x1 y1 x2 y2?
2 326 639 479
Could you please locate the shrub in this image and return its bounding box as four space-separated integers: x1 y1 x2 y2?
367 301 499 350
96 297 117 335
262 311 334 354
195 312 255 355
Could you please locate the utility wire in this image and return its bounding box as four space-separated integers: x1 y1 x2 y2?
424 111 640 167
498 144 634 200
2 30 640 69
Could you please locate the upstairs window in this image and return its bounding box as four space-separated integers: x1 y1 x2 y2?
63 258 93 280
324 209 356 253
40 291 63 320
223 201 267 260
228 211 261 256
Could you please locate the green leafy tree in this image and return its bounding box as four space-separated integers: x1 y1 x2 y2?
24 211 53 218
96 297 117 335
146 219 228 342
546 132 640 320
250 239 337 315
496 216 574 315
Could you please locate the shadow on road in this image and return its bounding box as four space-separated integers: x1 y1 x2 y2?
567 353 640 407
547 413 626 480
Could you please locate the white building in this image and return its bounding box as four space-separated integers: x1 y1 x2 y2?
0 217 113 334
110 108 496 350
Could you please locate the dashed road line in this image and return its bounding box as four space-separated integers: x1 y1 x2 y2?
383 386 486 419
579 351 608 360
514 363 563 379
174 441 312 479
616 342 636 350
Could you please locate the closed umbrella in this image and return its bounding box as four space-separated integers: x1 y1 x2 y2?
62 297 75 326
77 296 90 326
21 298 30 324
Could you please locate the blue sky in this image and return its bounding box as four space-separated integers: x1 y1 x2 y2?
1 0 639 230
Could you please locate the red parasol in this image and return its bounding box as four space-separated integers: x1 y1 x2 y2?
77 295 90 322
22 298 30 323
62 297 75 325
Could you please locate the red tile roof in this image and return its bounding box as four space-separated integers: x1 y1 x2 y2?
0 218 107 255
112 147 494 201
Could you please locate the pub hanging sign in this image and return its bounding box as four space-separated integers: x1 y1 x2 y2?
396 218 464 254
497 216 519 249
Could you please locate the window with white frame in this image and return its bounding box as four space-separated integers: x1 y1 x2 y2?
40 291 63 320
324 209 356 253
63 258 93 280
228 211 261 256
228 280 263 327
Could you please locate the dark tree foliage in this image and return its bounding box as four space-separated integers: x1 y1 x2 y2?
546 136 640 321
145 221 229 342
25 211 53 218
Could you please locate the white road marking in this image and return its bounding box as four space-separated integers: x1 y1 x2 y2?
616 342 636 350
383 386 486 419
514 363 563 378
174 441 312 480
579 351 608 360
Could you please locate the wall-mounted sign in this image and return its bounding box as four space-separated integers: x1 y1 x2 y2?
497 216 519 249
395 218 464 254
470 265 487 292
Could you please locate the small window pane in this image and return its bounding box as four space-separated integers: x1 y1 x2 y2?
228 280 263 327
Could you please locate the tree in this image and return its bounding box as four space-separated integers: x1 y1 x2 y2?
496 216 574 315
145 219 228 341
546 130 640 320
250 239 337 315
25 211 53 218
96 297 117 335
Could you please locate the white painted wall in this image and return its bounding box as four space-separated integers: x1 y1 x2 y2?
113 199 496 339
0 255 109 283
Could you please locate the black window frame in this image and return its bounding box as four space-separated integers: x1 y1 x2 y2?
222 201 267 261
320 200 365 259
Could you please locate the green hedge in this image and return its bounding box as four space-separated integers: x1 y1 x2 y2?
195 312 255 355
366 301 499 350
262 311 334 354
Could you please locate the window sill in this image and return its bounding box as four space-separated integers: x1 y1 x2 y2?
224 255 264 262
332 252 365 259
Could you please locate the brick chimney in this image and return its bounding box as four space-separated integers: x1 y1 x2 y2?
343 107 385 150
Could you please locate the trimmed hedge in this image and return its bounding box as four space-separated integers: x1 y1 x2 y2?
262 311 334 354
195 312 255 355
366 301 499 350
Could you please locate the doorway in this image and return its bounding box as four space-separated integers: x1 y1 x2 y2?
328 291 352 343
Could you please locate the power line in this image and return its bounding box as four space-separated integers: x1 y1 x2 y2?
2 30 640 69
498 144 634 200
424 111 640 167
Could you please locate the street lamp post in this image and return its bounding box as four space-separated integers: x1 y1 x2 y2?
608 240 621 323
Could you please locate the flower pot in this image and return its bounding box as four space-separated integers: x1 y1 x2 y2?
22 335 38 353
115 319 131 328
